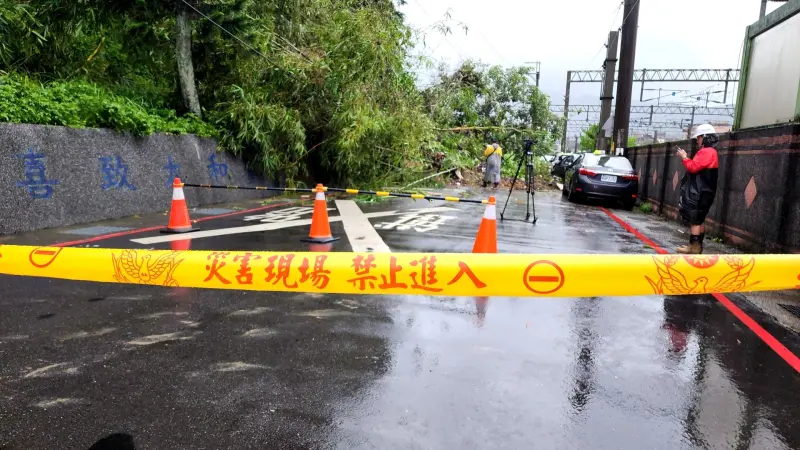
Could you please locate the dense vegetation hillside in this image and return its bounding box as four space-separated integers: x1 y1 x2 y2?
0 0 562 187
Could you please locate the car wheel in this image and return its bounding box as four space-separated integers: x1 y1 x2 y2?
567 180 581 203
623 199 636 211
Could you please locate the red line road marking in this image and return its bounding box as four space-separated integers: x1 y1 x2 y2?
599 207 800 373
600 207 667 254
51 202 292 247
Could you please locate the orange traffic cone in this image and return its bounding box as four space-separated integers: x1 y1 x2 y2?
472 196 497 253
161 178 199 234
301 184 339 244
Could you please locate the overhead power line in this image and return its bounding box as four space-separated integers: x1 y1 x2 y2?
567 68 740 83
590 2 624 65
551 104 735 116
180 0 273 63
618 0 641 31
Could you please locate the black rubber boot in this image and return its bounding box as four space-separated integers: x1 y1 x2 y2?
677 235 702 254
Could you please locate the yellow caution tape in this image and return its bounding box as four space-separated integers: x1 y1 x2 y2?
1 246 798 297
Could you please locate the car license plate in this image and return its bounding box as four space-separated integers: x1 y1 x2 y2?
600 175 617 183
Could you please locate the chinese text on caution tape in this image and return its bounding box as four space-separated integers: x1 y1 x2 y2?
2 246 799 297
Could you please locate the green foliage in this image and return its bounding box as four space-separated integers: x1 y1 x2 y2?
580 124 600 151
499 155 551 179
0 74 215 136
213 85 306 180
424 61 562 176
0 0 557 188
580 124 638 151
638 202 653 214
0 0 428 187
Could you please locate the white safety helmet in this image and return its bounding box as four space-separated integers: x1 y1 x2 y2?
691 123 716 138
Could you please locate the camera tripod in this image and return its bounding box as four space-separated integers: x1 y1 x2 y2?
500 148 537 224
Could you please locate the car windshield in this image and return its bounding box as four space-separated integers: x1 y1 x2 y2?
583 155 632 170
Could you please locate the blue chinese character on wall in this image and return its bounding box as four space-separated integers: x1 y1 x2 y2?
16 146 60 199
99 155 136 190
207 154 228 184
163 155 181 187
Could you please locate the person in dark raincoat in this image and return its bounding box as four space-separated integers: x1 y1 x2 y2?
676 124 719 254
482 139 503 189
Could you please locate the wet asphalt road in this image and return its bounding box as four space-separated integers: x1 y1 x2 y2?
1 190 799 450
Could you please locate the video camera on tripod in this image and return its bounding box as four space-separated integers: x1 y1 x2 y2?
499 138 538 224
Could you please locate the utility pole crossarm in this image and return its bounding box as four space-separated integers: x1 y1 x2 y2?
550 104 735 116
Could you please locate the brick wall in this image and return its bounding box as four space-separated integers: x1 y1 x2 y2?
627 123 800 253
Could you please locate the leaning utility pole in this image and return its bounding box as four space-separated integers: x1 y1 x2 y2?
612 0 640 156
596 31 619 152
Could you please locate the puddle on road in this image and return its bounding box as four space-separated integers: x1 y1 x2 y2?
23 363 80 379
126 332 194 346
31 398 87 409
228 307 272 317
212 362 268 372
241 328 276 338
60 327 117 341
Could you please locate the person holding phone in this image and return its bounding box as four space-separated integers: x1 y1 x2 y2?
675 124 719 254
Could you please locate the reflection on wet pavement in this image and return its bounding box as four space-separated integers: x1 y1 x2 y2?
0 192 798 449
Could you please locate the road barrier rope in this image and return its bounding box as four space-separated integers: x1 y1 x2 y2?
2 245 798 298
182 183 489 205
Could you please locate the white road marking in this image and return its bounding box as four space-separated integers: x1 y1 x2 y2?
334 200 391 253
131 206 457 245
374 212 456 233
243 206 333 223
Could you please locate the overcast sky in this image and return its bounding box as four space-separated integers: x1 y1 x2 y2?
398 0 782 138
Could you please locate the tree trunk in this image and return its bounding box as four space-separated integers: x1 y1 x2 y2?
175 7 202 117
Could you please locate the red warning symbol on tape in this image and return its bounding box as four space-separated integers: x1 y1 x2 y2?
28 247 64 268
523 260 565 295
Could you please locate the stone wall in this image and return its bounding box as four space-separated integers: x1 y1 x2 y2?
0 123 274 235
627 123 800 253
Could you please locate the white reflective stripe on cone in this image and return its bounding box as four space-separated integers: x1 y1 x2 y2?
483 204 496 220
315 191 325 201
173 187 186 201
